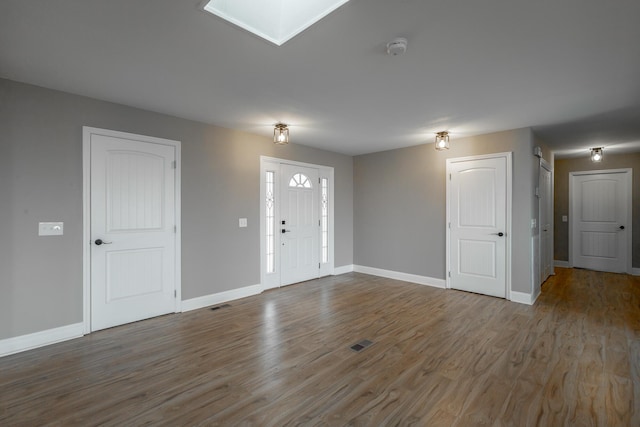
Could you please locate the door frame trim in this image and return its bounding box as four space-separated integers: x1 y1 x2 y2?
446 152 513 300
568 168 632 273
538 158 554 285
259 156 334 291
82 127 182 334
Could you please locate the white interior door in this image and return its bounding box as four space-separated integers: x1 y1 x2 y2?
89 130 178 331
539 163 553 282
448 155 509 298
571 170 630 273
280 164 320 286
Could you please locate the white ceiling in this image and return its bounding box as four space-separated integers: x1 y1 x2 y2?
2 0 640 156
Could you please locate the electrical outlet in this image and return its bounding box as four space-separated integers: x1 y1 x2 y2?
239 218 247 228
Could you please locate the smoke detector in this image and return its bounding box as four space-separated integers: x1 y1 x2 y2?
386 38 408 56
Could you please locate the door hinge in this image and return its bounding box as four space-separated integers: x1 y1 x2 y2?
319 263 321 269
171 160 176 169
448 222 451 229
174 290 177 298
174 225 177 233
448 271 451 278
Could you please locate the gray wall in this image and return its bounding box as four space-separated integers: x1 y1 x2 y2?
354 128 536 294
554 153 640 267
0 79 353 340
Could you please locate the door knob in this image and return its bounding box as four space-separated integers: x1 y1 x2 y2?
492 232 505 237
281 229 291 234
619 225 625 230
94 239 112 245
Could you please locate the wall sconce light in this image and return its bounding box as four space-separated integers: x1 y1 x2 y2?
435 131 450 151
274 123 289 145
590 147 603 162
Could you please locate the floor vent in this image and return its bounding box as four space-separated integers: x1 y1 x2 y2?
210 304 231 311
350 339 373 352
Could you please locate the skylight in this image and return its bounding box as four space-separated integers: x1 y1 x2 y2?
203 0 350 46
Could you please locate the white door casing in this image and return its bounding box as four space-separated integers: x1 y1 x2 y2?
570 169 631 273
280 164 320 286
447 153 512 299
83 127 181 333
539 160 553 283
260 157 334 290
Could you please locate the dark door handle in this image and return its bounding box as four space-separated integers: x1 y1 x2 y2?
619 225 625 230
94 239 112 245
281 229 291 234
492 232 505 237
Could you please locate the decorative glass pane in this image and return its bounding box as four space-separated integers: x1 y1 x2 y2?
321 177 328 264
289 173 312 188
266 171 275 273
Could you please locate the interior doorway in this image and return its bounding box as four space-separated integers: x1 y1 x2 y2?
83 127 181 332
538 159 553 290
569 169 632 273
446 153 512 299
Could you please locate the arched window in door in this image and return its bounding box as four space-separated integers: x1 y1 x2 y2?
289 173 312 188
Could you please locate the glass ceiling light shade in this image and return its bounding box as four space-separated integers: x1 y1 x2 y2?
203 0 350 46
274 123 289 145
435 131 450 151
591 147 603 162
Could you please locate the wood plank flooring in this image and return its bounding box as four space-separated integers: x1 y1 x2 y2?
1 268 639 426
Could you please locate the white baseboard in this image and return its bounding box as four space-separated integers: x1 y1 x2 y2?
353 265 446 289
182 284 262 312
333 264 354 275
0 323 84 358
632 268 640 276
531 288 541 304
510 291 534 305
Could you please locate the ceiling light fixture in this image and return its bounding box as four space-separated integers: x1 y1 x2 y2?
274 123 289 145
590 147 603 162
435 131 450 151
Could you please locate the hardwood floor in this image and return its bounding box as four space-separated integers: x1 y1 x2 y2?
1 268 638 426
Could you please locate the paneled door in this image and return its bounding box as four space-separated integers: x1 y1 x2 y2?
88 129 178 331
571 170 630 273
280 164 320 286
447 154 510 298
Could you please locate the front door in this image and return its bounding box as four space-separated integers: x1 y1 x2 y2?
448 154 510 298
571 170 630 273
280 164 320 286
87 128 178 331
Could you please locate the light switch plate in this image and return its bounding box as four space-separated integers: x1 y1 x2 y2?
239 218 248 228
39 222 64 236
